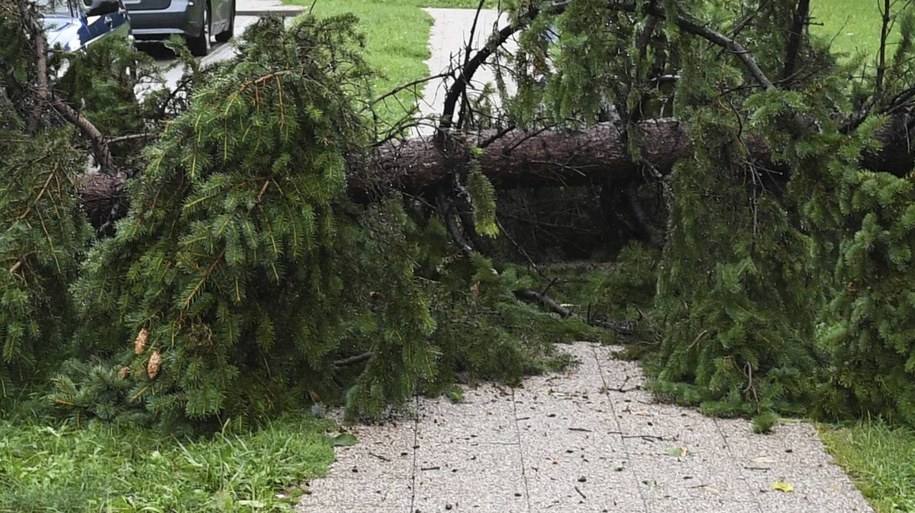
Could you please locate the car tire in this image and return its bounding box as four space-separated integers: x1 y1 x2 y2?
186 4 210 56
214 0 235 43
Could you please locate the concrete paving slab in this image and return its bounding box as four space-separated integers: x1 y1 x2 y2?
612 401 731 457
715 420 873 512
514 384 638 511
593 347 649 392
644 498 760 513
518 343 612 397
515 394 622 441
295 342 875 513
328 421 415 478
413 442 528 512
298 475 412 512
630 451 757 502
416 386 517 445
559 341 606 374
520 372 608 398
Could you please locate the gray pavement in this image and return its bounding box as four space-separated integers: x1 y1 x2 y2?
145 0 300 92
296 342 873 513
235 0 303 17
149 15 262 91
416 8 517 136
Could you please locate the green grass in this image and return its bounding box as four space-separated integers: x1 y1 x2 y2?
0 415 336 513
812 0 903 59
288 0 497 128
291 0 901 128
820 421 915 513
294 0 433 129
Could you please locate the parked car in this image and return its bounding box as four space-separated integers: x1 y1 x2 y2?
124 0 235 57
40 0 131 52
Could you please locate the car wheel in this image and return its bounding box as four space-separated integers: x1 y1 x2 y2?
186 4 210 57
214 0 234 43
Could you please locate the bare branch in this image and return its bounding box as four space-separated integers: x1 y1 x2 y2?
672 13 776 91
514 288 573 318
875 0 893 98
107 133 158 144
50 97 117 174
550 0 778 91
439 16 528 132
781 0 811 85
365 72 451 111
15 0 118 174
16 0 49 133
333 352 373 367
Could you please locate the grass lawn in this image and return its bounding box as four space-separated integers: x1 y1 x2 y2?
812 0 903 59
295 0 434 129
292 0 901 127
819 421 915 513
0 415 335 513
287 0 497 128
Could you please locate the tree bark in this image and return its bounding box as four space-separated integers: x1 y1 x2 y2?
360 119 689 196
77 116 915 221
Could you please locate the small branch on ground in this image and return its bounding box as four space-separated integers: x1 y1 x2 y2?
514 288 572 318
333 352 373 367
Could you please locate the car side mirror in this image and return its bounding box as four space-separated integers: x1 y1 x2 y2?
83 0 119 17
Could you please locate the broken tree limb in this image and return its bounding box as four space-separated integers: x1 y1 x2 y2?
515 288 573 318
17 0 118 175
333 352 374 367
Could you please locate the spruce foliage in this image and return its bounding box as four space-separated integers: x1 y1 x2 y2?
503 0 915 427
0 5 93 393
816 169 915 425
0 128 92 392
5 0 915 433
644 0 915 426
56 16 438 427
50 16 591 428
650 31 823 420
653 117 820 419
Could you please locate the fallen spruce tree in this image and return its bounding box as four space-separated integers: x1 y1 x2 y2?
80 115 915 215
3 8 608 429
4 0 915 431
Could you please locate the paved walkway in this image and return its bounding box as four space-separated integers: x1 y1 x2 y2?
236 0 303 17
416 8 517 136
296 342 873 513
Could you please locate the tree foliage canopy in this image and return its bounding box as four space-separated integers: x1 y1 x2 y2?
3 0 915 431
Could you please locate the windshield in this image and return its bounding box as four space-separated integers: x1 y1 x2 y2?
35 0 75 16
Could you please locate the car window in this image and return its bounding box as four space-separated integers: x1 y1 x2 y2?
35 0 75 16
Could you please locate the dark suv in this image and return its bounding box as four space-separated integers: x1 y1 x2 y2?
125 0 235 56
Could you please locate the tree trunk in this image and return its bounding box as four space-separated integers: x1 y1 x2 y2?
362 120 688 196
78 116 915 222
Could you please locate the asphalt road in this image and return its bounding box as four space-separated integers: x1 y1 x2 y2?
139 15 261 92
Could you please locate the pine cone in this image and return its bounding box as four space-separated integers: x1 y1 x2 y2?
117 366 130 380
147 350 161 380
134 327 149 355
